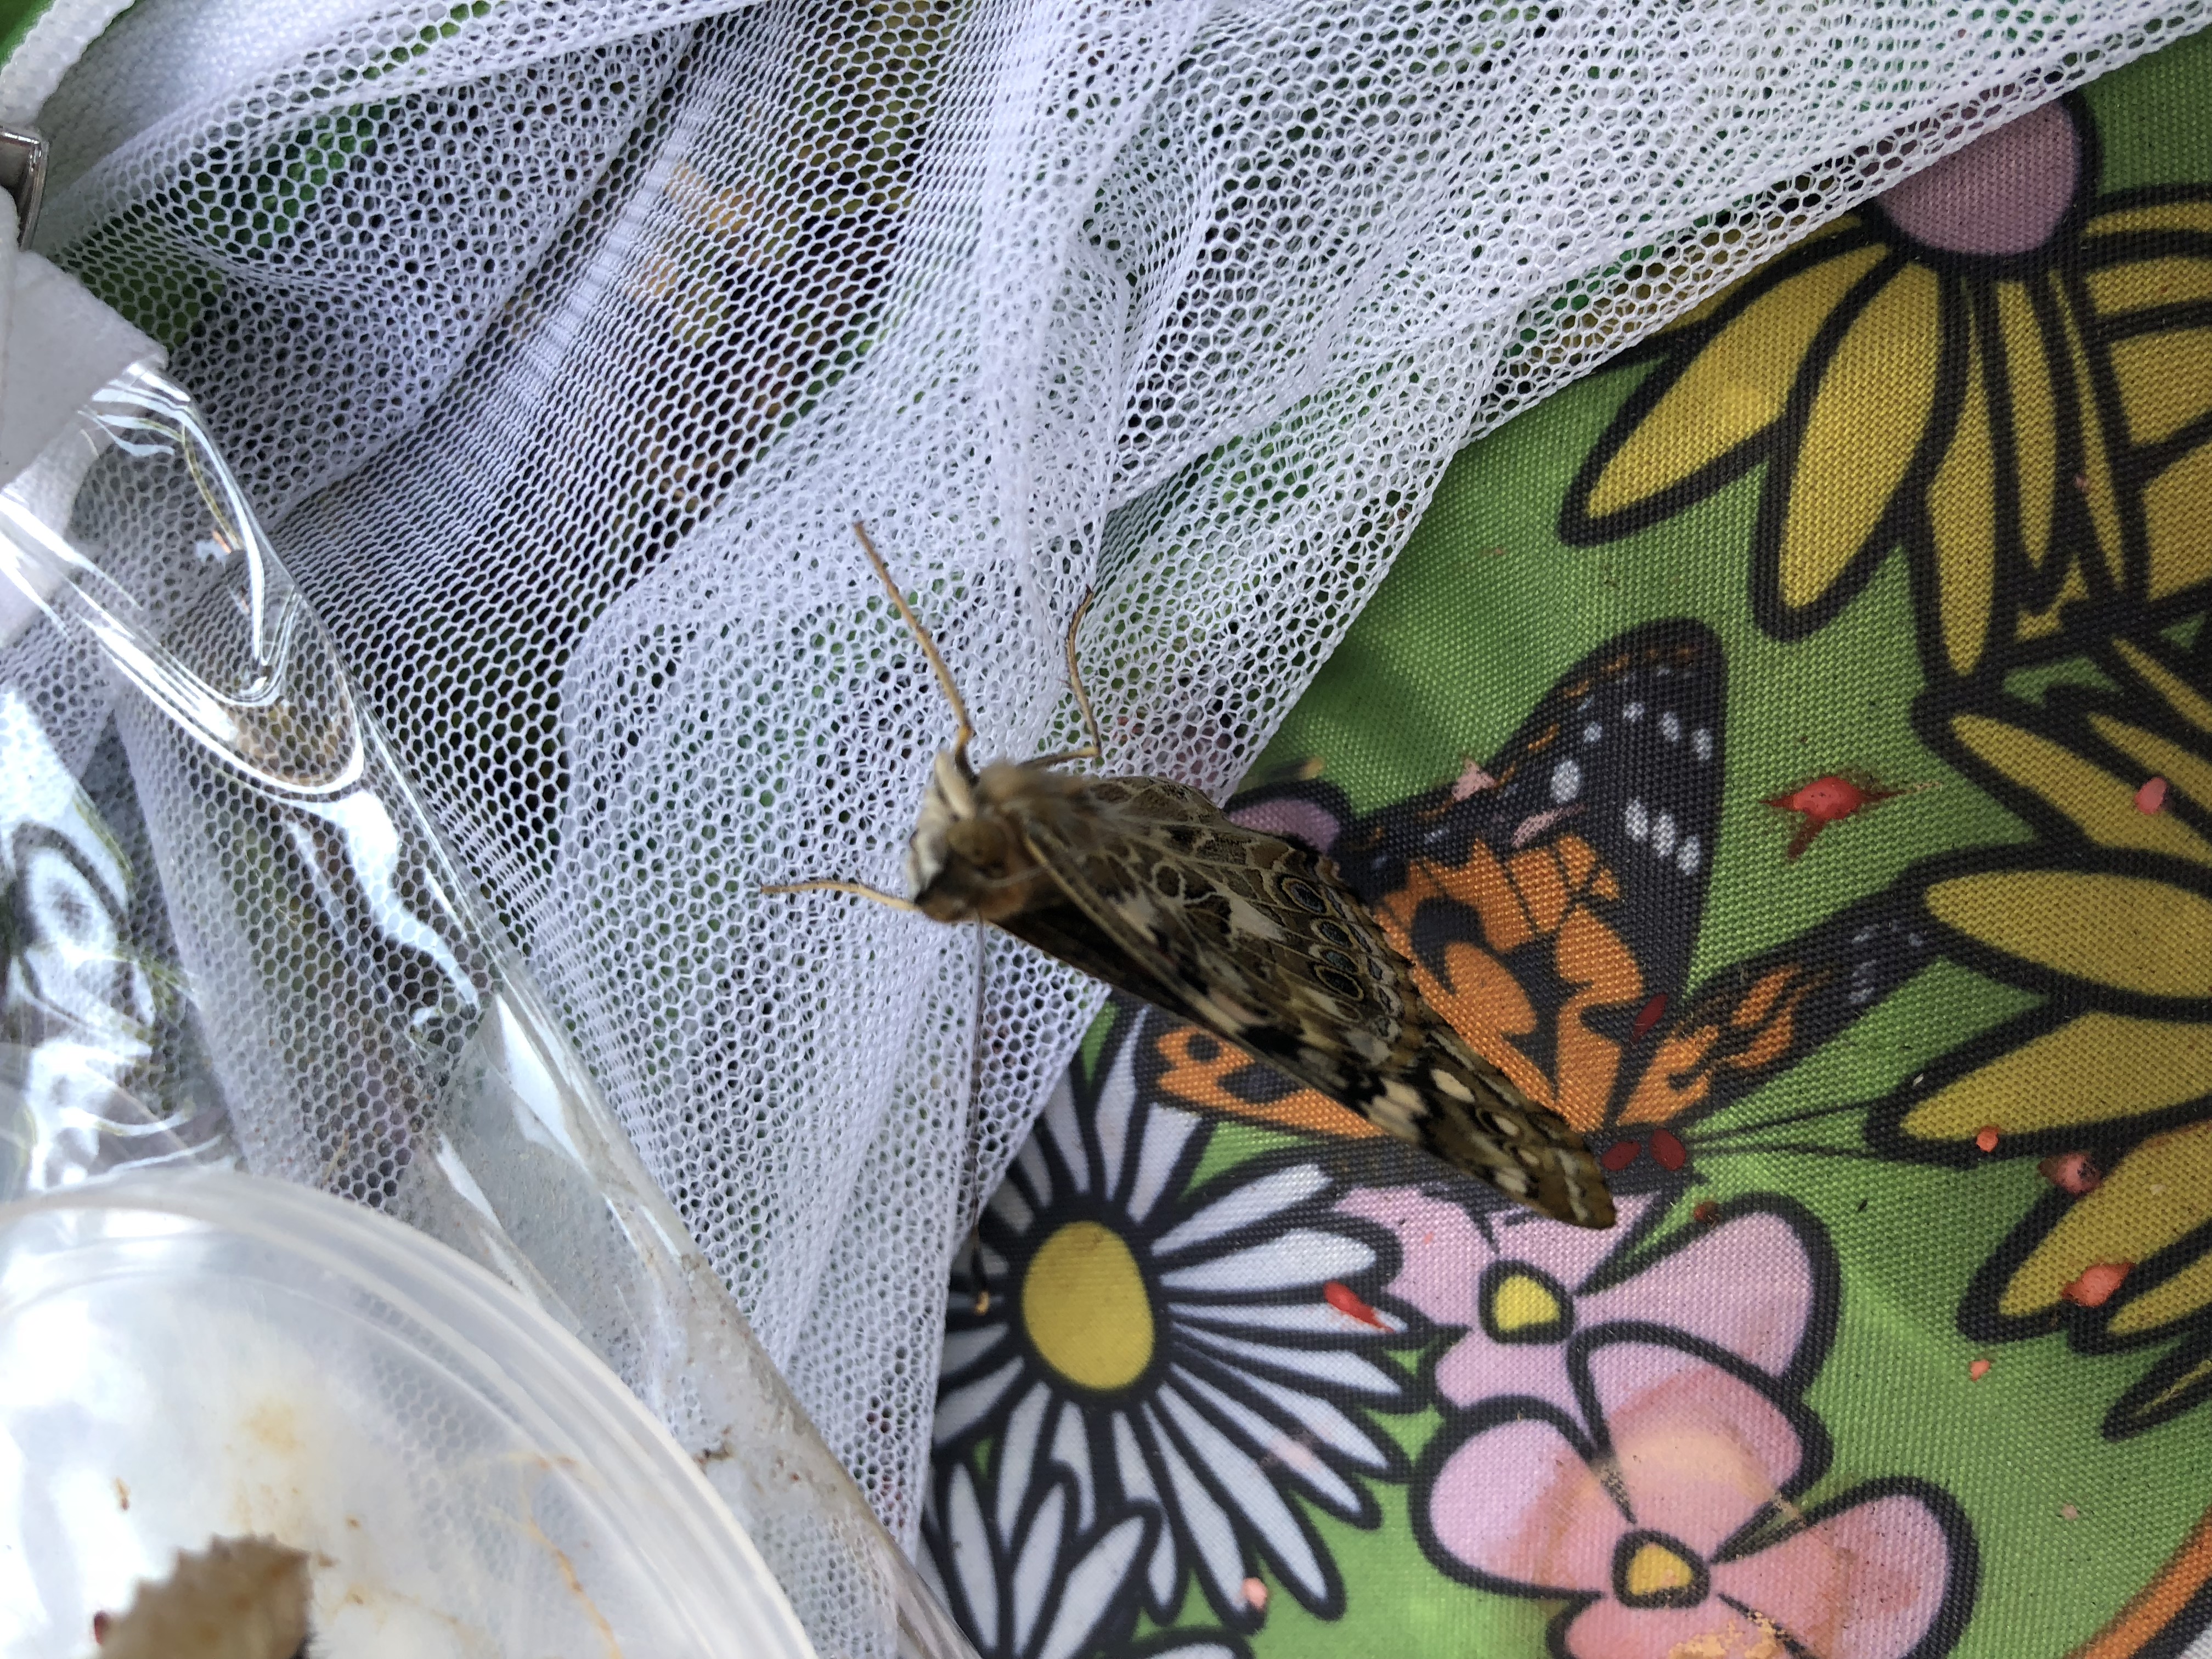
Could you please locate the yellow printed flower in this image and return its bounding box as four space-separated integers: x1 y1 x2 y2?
1881 624 2212 1435
1561 96 2212 680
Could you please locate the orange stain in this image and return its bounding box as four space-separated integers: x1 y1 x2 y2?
1976 1125 2002 1153
2063 1261 2133 1308
1324 1281 1385 1328
1764 771 1909 859
2040 1152 2104 1194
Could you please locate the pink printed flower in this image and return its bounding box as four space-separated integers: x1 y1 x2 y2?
1421 1336 1971 1659
1338 1188 1829 1418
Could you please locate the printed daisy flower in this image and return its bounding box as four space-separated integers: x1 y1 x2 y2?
920 1464 1248 1659
1561 94 2212 680
1338 1187 1835 1418
1417 1332 1976 1659
1882 625 2212 1436
934 1005 1423 1629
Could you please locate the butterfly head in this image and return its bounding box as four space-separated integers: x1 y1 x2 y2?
906 747 980 898
907 751 1081 924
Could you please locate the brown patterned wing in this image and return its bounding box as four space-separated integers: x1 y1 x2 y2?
999 774 1616 1227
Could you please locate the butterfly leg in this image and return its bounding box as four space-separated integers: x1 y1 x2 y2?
759 877 922 913
1027 588 1107 768
852 520 977 767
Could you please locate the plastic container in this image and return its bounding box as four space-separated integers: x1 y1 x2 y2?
0 1169 817 1658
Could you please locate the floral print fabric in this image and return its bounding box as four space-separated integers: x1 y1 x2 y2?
928 32 2212 1659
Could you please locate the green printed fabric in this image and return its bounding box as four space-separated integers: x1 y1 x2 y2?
924 32 2212 1659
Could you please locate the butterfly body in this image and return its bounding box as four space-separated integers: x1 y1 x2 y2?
898 737 1616 1228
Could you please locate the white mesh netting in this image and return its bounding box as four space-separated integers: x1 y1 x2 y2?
24 0 2207 1556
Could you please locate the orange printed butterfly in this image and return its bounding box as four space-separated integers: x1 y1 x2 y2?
1156 619 1934 1193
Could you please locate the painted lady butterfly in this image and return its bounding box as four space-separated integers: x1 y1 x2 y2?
764 527 1616 1227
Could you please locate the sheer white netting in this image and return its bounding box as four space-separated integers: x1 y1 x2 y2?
35 0 2204 1548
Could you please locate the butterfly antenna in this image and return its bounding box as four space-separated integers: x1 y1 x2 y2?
1063 588 1105 762
759 876 922 912
853 520 975 764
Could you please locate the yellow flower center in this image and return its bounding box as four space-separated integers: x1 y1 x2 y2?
1489 1269 1565 1336
1622 1538 1698 1599
1022 1220 1155 1392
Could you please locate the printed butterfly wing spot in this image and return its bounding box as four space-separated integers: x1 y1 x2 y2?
1005 775 1616 1227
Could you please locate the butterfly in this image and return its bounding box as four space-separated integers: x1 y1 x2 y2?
763 524 1617 1227
94 1536 313 1659
1222 619 1932 1177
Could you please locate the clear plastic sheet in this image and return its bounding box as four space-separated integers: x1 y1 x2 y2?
0 363 973 1659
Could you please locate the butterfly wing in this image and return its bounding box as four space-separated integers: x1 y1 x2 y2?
999 773 1616 1227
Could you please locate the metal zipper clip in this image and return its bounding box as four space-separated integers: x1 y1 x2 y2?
0 126 48 245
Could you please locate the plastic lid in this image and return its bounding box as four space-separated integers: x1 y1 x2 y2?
0 1170 817 1658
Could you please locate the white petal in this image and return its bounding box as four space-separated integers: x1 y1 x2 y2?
1178 1324 1404 1397
1652 810 1678 861
1051 1401 1094 1530
1549 758 1582 803
1093 1025 1138 1202
1015 1137 1053 1210
1172 1367 1361 1510
1042 1074 1092 1194
1155 1386 1328 1604
935 1356 1025 1444
1177 1298 1404 1338
940 1323 1010 1380
1191 1359 1391 1475
1125 1101 1200 1223
989 1179 1034 1234
1146 1406 1249 1610
1011 1480 1066 1651
943 1462 999 1652
1113 1413 1178 1609
979 1242 1008 1279
997 1383 1052 1541
1036 1511 1151 1659
1159 1229 1374 1293
1152 1164 1327 1260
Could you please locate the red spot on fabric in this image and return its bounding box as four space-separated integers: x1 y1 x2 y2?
1632 993 1669 1039
1694 1200 1720 1224
1242 1577 1269 1611
1968 1358 1991 1380
92 1612 110 1645
1974 1124 2001 1153
2062 1261 2133 1308
2039 1152 2103 1194
1764 772 1908 859
2136 776 2169 814
1324 1280 1384 1328
1599 1140 1643 1172
1650 1128 1688 1171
